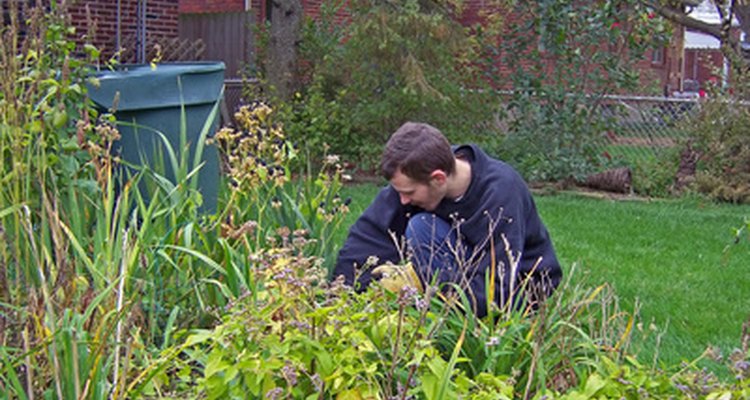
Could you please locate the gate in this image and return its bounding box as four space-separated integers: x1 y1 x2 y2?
179 11 256 79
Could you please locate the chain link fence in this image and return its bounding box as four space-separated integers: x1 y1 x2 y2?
491 91 703 193
219 82 702 193
598 95 699 163
587 95 702 194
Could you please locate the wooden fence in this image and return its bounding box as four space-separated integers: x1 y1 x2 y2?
179 11 255 78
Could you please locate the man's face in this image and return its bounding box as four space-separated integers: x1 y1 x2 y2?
390 170 447 211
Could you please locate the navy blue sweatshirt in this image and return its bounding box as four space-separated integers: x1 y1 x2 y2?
333 144 562 316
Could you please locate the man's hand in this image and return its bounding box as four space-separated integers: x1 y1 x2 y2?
372 261 423 294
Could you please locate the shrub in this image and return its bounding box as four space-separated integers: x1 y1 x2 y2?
163 254 745 399
689 92 750 203
631 147 680 197
271 0 499 171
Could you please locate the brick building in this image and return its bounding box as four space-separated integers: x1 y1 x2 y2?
66 0 685 94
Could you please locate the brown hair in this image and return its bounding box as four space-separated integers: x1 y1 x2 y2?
380 122 455 183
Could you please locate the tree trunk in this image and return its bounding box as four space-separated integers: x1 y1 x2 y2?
673 140 701 192
267 0 303 100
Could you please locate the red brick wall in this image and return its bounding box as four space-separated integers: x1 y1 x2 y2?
640 22 684 95
68 0 178 60
302 0 349 24
179 0 248 14
685 49 723 87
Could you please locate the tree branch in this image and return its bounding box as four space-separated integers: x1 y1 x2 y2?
642 0 732 43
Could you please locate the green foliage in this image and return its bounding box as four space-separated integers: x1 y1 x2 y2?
434 262 664 398
688 81 750 203
163 253 750 399
0 2 127 397
209 101 351 276
273 0 498 171
170 244 447 398
630 147 680 197
0 0 99 200
490 0 671 181
3 2 750 398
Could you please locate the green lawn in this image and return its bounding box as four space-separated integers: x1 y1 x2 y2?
338 183 750 370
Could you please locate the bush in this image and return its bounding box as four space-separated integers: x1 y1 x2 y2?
162 255 750 399
689 94 750 203
271 0 499 172
631 148 680 197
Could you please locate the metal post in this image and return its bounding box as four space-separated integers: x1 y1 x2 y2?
137 0 147 63
116 0 121 61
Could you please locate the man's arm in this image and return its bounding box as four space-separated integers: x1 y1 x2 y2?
332 186 407 290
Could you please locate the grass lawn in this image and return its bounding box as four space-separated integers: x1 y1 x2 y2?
338 183 750 371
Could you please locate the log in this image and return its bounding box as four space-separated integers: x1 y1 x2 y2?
584 167 632 193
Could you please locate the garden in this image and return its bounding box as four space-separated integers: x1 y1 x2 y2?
1 1 749 399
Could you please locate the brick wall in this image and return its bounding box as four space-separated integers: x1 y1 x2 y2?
685 49 723 87
179 0 248 14
68 0 178 61
301 0 349 24
459 4 684 94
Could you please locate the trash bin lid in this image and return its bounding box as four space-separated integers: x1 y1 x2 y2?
88 62 225 112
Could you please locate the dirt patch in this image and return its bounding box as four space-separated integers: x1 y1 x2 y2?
607 134 676 148
529 181 653 202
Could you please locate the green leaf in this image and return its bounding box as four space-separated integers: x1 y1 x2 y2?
315 348 335 377
184 329 214 347
0 204 24 219
583 373 607 397
205 353 229 377
162 244 226 275
336 389 363 400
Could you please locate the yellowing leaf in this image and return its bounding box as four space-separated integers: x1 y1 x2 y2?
336 389 362 400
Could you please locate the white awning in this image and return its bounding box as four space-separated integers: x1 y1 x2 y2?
684 30 721 49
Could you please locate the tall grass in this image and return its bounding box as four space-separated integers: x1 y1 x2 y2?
0 6 352 394
1 3 232 396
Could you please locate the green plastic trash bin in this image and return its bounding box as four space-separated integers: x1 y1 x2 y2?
88 62 225 212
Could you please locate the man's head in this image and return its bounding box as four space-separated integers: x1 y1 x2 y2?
380 122 455 210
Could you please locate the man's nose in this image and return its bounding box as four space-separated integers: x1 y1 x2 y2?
399 193 410 205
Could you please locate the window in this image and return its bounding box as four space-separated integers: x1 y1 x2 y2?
265 0 272 22
651 47 665 65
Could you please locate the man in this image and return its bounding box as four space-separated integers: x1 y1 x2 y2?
333 122 562 317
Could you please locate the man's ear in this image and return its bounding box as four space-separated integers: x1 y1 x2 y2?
429 170 447 186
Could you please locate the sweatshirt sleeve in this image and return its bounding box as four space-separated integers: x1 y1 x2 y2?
332 186 407 290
